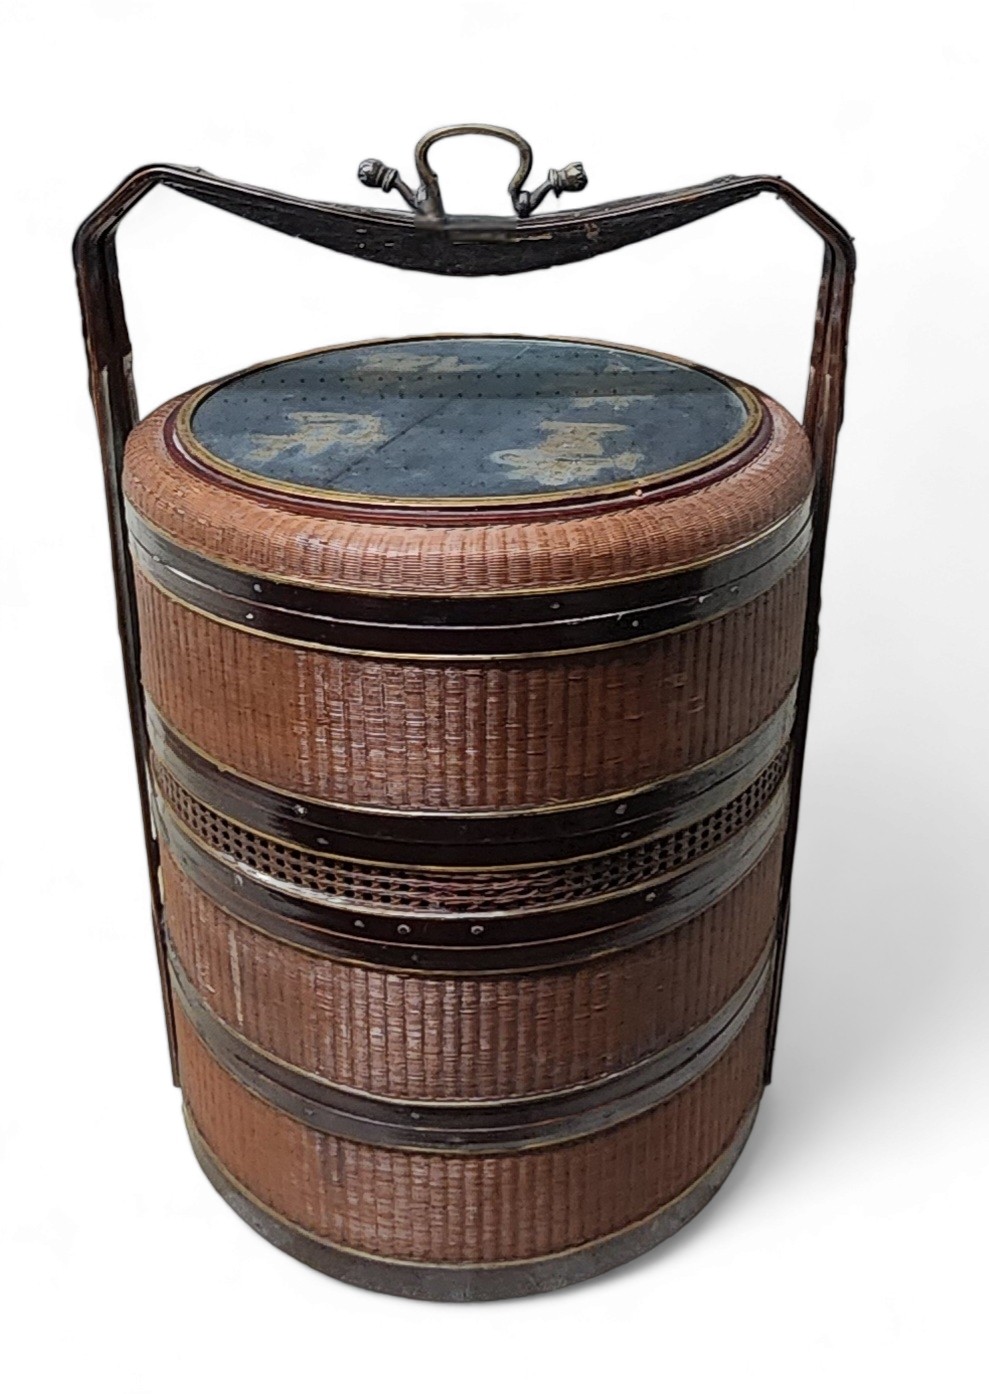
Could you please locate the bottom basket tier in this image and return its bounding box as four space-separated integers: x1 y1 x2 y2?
174 976 770 1300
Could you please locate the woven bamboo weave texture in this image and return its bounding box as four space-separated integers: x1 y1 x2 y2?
135 559 807 811
126 353 812 1289
124 397 810 594
176 986 770 1266
163 830 783 1101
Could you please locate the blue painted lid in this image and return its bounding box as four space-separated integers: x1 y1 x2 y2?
179 337 759 507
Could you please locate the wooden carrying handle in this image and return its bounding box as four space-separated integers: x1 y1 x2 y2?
74 154 854 1084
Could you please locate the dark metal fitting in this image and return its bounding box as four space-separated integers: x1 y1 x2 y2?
357 124 587 220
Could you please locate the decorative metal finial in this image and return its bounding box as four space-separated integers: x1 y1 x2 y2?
357 123 587 220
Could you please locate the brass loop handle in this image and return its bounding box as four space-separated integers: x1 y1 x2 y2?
358 123 587 219
416 124 532 217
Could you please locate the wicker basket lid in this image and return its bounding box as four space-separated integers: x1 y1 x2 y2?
174 336 761 510
124 334 812 598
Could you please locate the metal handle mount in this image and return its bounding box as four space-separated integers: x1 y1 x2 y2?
358 123 587 219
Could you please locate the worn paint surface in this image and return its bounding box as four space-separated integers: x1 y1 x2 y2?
188 337 752 502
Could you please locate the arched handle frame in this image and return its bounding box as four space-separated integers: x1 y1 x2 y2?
74 158 855 1084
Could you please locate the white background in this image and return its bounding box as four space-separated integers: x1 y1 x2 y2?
3 2 987 1390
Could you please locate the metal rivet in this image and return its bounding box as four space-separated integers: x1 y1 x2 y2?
470 925 484 936
353 918 364 929
253 583 262 593
293 803 306 816
245 612 255 621
646 891 657 903
316 837 328 847
233 873 243 886
631 619 640 628
397 923 411 935
615 803 627 816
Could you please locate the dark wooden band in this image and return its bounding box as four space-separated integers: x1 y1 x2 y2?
127 502 811 658
146 688 796 861
183 1098 760 1300
125 489 805 621
170 943 771 1150
153 778 788 972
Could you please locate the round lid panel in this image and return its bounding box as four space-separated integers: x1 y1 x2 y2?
181 337 759 506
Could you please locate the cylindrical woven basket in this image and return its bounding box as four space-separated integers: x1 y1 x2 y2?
76 135 853 1300
122 333 811 1297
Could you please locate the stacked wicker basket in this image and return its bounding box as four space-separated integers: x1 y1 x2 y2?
121 334 812 1297
77 134 853 1298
